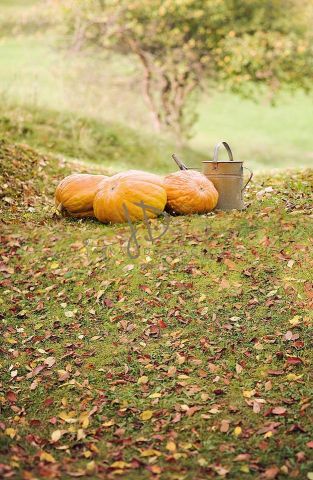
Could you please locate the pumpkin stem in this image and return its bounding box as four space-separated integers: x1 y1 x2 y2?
172 153 188 171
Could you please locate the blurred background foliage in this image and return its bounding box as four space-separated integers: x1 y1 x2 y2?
0 0 312 172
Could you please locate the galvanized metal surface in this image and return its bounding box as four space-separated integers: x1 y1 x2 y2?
202 141 253 211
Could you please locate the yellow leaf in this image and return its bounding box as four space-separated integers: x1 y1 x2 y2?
138 376 149 384
289 315 301 326
103 420 115 427
264 431 273 438
79 412 90 429
5 428 16 439
111 461 131 469
286 373 302 381
240 465 250 473
233 426 242 437
173 452 186 460
166 441 177 452
149 392 161 399
50 262 59 269
86 461 96 473
59 411 77 423
243 389 255 398
140 410 153 421
40 451 56 463
140 449 161 457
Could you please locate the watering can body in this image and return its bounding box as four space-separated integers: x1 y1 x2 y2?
202 142 253 211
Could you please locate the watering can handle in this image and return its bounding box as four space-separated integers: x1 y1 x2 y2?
213 141 234 167
242 166 253 192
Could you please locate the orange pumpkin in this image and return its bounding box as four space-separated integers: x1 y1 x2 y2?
164 170 218 215
93 170 167 223
55 173 107 218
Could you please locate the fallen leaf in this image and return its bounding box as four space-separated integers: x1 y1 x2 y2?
272 407 287 416
40 451 56 463
166 441 177 452
6 391 17 403
220 419 230 433
51 430 63 442
140 449 161 457
44 357 56 368
263 465 279 479
243 389 255 398
233 426 242 437
289 316 301 326
5 428 16 439
286 356 303 365
236 363 243 374
138 375 149 384
110 461 131 469
140 410 153 421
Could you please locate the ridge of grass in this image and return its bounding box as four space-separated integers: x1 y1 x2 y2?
0 102 205 175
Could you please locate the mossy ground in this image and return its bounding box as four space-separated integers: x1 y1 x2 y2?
0 140 312 479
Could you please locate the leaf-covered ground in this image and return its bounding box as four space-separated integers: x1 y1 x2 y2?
1 140 313 479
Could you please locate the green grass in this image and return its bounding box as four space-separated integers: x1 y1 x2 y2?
191 92 313 171
0 101 205 174
0 139 312 479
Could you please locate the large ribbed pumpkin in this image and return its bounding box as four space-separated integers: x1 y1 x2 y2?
164 170 218 215
55 174 107 218
93 170 167 223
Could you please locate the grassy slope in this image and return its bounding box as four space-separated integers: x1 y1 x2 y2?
0 102 205 174
1 141 312 479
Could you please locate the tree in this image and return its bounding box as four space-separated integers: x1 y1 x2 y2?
60 0 313 138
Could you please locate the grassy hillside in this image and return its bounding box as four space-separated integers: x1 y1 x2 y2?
0 102 205 174
1 139 312 479
0 1 312 171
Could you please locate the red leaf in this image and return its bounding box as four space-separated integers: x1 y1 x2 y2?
213 389 225 395
306 440 313 448
286 356 303 365
287 423 305 433
6 391 17 403
158 319 167 329
104 298 114 308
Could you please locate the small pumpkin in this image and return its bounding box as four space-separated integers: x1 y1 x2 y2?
164 170 218 215
55 173 107 218
93 170 167 223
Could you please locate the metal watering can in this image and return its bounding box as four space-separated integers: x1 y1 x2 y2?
172 141 253 211
203 141 253 210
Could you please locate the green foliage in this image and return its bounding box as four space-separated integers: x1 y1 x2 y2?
61 0 313 136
